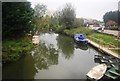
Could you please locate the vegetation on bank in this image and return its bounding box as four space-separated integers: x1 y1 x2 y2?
3 2 120 64
89 33 120 47
33 3 85 33
111 49 120 55
109 26 119 30
2 37 33 64
2 2 34 64
63 27 120 54
63 27 94 37
88 33 120 54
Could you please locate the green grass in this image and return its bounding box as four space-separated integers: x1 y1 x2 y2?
64 27 94 37
2 36 33 63
88 33 120 54
111 49 120 55
89 33 120 48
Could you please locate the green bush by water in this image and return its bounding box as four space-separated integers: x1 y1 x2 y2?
2 38 33 63
63 27 94 37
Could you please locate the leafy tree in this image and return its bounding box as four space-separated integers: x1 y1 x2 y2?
73 18 84 27
2 2 34 38
103 10 119 25
34 4 47 18
33 4 47 32
57 3 76 29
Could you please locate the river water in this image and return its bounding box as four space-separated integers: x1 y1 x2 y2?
3 33 105 79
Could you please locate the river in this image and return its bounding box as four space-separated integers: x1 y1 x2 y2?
3 33 106 79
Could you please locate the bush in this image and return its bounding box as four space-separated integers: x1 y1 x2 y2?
110 26 119 30
2 38 33 63
63 27 94 37
2 2 34 39
55 25 65 33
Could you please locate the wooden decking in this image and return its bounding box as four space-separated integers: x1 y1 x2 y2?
87 39 120 59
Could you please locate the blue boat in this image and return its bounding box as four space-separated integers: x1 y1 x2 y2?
74 34 88 44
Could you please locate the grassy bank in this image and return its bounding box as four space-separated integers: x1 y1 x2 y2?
63 27 94 37
88 33 120 54
89 33 120 48
111 49 120 54
62 27 120 55
2 35 33 64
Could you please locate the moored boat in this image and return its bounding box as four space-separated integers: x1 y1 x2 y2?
105 66 120 79
86 64 107 80
74 34 88 44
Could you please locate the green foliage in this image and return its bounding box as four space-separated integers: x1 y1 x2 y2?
2 38 33 63
73 18 84 27
64 27 94 37
55 25 65 33
56 3 76 29
33 3 78 33
111 49 120 55
34 4 47 18
2 2 34 38
103 10 119 24
33 4 48 32
110 26 119 30
90 33 120 48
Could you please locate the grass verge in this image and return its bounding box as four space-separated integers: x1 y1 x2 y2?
111 49 120 55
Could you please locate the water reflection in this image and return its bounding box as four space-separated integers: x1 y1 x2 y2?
74 42 88 50
56 35 74 59
3 54 36 79
32 42 58 70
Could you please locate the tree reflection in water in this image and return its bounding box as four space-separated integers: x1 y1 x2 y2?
74 42 88 50
32 43 58 70
56 35 74 59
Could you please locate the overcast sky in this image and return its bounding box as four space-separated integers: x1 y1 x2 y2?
28 0 119 21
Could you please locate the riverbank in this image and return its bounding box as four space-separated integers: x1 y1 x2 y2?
2 35 33 64
87 39 120 59
63 27 94 37
62 27 120 59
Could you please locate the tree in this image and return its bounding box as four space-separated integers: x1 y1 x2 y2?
73 18 84 27
57 3 76 29
2 2 34 38
103 10 119 25
33 4 47 32
34 4 47 18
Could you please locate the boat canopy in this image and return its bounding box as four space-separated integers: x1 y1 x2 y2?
74 34 85 40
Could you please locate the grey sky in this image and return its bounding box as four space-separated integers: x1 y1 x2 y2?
28 0 119 21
